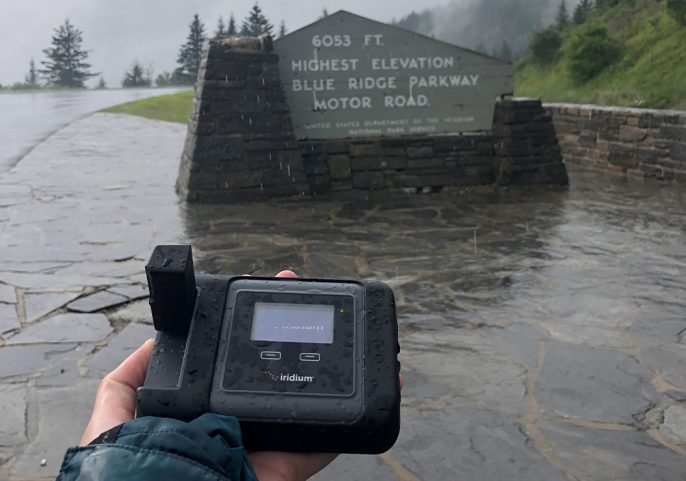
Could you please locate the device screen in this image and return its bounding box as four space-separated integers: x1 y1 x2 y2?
251 302 335 344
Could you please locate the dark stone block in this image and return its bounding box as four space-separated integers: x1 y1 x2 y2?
408 157 445 169
330 179 352 191
578 132 597 148
406 145 434 158
350 156 407 171
382 147 406 157
304 160 328 176
350 143 383 157
433 136 478 152
660 125 686 141
328 155 352 180
380 138 411 149
306 174 331 194
670 141 686 161
324 141 351 154
608 143 638 169
352 171 384 189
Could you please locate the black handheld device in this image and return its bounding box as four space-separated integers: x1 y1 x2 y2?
136 245 401 454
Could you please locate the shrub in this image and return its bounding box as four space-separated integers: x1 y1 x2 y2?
568 26 622 83
667 0 686 25
530 27 562 65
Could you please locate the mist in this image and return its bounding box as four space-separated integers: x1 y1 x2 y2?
398 0 564 58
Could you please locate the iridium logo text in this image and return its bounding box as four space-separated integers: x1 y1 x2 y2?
265 370 314 383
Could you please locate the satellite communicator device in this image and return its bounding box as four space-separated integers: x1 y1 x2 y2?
136 245 401 454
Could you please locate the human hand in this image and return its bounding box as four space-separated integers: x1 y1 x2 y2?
80 269 403 481
79 270 299 446
80 337 154 445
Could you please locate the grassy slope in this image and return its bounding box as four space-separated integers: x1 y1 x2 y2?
515 0 686 109
103 90 194 123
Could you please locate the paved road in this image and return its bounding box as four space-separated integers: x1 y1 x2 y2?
0 113 684 480
0 88 188 172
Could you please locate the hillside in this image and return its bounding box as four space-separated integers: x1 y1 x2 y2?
515 0 686 109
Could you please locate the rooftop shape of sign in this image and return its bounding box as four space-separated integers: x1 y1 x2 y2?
274 11 513 140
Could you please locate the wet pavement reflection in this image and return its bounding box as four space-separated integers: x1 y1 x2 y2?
0 88 188 172
0 113 684 480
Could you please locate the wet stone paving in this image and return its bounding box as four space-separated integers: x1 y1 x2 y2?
0 113 685 481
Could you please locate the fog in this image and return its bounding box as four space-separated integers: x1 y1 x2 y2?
0 0 450 87
398 0 564 58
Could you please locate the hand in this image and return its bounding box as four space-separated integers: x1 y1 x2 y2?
80 337 154 445
80 269 404 481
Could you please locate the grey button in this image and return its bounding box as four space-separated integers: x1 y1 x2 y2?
300 353 320 362
260 351 281 360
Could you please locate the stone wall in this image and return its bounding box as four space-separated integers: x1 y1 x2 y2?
177 37 310 202
178 37 567 203
298 99 567 195
547 103 686 182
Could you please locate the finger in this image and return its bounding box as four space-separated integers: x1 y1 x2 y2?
107 338 155 390
80 339 155 445
276 270 297 278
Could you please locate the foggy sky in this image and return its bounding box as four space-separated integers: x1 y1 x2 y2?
0 0 447 87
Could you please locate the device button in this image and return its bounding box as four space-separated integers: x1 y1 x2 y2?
299 353 320 362
260 351 281 360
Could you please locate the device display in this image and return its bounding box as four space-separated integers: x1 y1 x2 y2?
220 288 355 396
251 302 335 344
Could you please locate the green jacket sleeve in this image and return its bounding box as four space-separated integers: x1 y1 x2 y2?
57 414 259 481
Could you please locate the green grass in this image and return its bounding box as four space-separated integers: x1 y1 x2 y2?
103 90 194 123
516 0 686 109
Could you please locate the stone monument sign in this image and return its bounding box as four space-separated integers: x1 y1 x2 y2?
177 12 566 203
274 11 513 139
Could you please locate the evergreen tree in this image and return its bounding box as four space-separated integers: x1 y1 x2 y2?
176 14 207 84
573 0 593 25
499 40 512 61
96 75 106 89
215 16 226 37
227 14 237 35
155 71 172 87
278 20 287 38
667 0 686 26
40 19 96 88
25 58 39 87
556 0 570 30
530 27 562 64
241 3 273 37
122 60 151 87
320 8 330 19
595 0 619 9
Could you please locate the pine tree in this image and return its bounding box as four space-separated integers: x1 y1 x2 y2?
40 19 96 88
320 8 330 19
122 60 151 87
155 71 172 87
25 58 39 87
667 0 686 26
227 14 237 35
278 20 287 38
241 3 273 37
556 0 570 30
96 75 106 89
176 14 207 84
499 40 512 61
573 0 593 25
215 16 226 37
